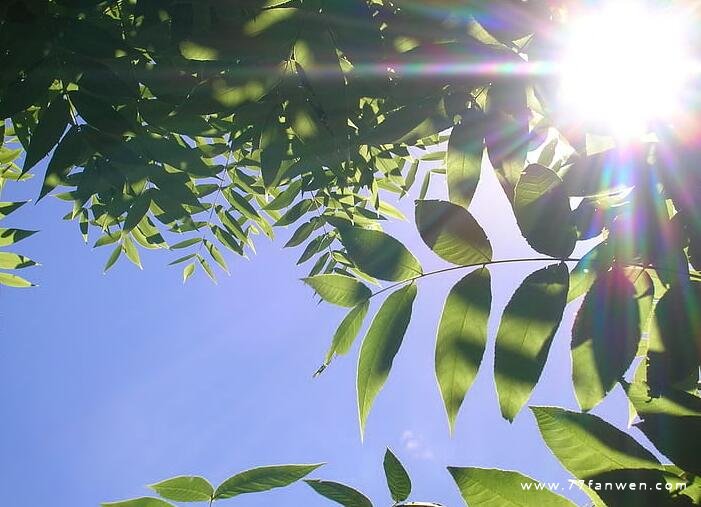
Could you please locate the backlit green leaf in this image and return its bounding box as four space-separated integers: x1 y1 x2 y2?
23 94 70 172
436 268 491 432
0 272 34 288
340 227 422 282
446 111 484 208
303 274 371 307
323 300 370 366
415 200 492 266
357 284 417 435
449 467 576 507
495 264 568 422
149 476 213 502
213 463 323 499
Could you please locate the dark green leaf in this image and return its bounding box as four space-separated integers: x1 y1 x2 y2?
0 201 27 220
383 448 411 502
304 480 372 507
23 94 70 172
436 268 491 432
0 228 37 246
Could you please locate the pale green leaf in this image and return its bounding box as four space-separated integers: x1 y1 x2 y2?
149 476 213 502
213 464 323 499
303 274 371 307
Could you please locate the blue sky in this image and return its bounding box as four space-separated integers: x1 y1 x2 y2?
0 156 655 506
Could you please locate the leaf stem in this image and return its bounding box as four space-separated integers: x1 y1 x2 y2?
368 257 581 300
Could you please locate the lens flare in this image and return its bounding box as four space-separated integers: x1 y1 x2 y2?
558 1 695 138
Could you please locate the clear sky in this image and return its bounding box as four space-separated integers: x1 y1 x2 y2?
1 154 655 506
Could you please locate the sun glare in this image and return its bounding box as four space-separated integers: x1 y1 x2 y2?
559 2 694 138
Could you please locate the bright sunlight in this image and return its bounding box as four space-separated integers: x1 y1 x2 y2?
559 1 695 138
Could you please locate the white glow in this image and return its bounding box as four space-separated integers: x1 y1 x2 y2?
559 2 693 138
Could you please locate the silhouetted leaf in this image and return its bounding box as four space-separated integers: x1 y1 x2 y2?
436 268 491 432
340 227 422 282
357 284 417 435
23 94 70 172
415 200 492 266
495 264 569 421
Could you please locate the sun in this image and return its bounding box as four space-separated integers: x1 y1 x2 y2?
558 1 695 138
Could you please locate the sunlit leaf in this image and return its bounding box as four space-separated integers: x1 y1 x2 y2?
449 467 576 507
571 267 641 411
148 476 213 502
495 264 568 421
357 284 417 435
0 252 36 269
213 464 323 499
415 200 492 266
322 300 370 368
101 498 175 507
303 274 371 307
340 227 422 282
0 272 34 288
436 268 491 432
446 111 485 208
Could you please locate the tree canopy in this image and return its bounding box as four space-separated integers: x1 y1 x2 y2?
2 0 701 505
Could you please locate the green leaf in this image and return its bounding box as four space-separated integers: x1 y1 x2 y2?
303 274 371 307
285 219 320 248
39 125 91 200
0 272 34 288
436 268 491 432
625 382 701 475
23 94 70 172
304 480 372 507
104 244 122 272
415 200 492 266
179 41 220 61
322 300 370 367
0 201 27 220
339 227 422 282
514 164 576 258
213 463 323 499
183 262 195 283
101 498 175 507
149 476 213 502
449 467 576 507
647 281 701 391
571 267 641 411
124 192 153 232
383 448 411 502
495 264 569 422
446 112 484 208
265 180 302 211
170 238 203 250
0 252 36 269
531 406 662 479
123 236 142 269
274 199 313 227
566 241 613 303
260 113 288 188
204 239 228 273
0 228 37 246
357 284 417 435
